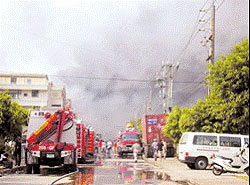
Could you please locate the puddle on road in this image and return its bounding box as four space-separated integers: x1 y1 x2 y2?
54 159 190 185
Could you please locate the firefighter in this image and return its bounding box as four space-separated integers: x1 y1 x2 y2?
107 141 113 159
132 142 140 163
152 139 158 161
157 140 164 160
113 141 118 155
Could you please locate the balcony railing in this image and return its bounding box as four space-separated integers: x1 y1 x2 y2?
0 84 48 90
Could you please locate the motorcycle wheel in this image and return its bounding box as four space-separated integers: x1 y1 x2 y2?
212 166 223 176
245 168 249 176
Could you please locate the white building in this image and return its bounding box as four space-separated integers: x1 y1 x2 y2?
0 73 69 111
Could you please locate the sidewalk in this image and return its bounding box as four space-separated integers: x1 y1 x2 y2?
0 159 26 177
144 157 248 185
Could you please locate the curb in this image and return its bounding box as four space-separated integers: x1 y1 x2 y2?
0 165 26 177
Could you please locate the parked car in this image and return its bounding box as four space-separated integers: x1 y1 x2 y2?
178 132 249 170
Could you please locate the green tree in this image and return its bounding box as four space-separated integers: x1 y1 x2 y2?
129 118 142 137
206 39 249 134
163 39 249 141
162 106 182 143
0 91 28 151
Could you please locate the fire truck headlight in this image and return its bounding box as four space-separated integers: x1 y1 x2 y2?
61 151 72 157
31 151 40 157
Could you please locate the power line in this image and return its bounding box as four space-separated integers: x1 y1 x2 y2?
216 0 226 10
177 0 210 61
50 74 204 84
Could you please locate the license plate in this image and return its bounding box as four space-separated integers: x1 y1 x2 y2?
46 154 55 158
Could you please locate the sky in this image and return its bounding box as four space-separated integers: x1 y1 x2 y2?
0 0 249 139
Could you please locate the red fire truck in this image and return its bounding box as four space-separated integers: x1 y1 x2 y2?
141 114 175 158
76 121 95 164
117 128 141 158
25 109 95 174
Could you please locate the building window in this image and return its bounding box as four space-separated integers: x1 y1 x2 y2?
8 90 21 99
33 106 40 110
24 93 28 97
32 90 39 97
38 112 44 116
11 77 17 84
27 79 31 84
52 104 61 107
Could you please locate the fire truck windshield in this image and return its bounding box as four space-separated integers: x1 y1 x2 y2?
122 134 139 142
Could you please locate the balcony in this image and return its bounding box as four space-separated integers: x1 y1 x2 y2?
0 84 48 90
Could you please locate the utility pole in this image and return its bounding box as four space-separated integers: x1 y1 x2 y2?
167 64 174 113
200 0 216 94
207 2 215 94
144 97 147 116
208 3 215 66
156 61 179 114
147 89 152 115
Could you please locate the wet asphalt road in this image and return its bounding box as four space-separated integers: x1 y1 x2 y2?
0 156 186 185
55 159 182 185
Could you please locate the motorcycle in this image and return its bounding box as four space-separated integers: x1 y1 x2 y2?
0 153 13 169
211 144 249 176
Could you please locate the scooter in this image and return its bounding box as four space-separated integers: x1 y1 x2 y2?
211 144 249 176
0 153 13 169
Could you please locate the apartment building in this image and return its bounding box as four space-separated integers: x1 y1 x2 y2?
0 73 68 111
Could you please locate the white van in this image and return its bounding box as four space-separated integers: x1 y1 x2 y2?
178 132 249 170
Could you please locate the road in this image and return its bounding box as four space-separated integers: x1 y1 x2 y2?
0 156 186 185
0 156 248 185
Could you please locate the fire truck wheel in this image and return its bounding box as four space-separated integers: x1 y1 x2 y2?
78 158 85 164
118 152 124 158
33 164 40 174
64 164 77 173
26 165 32 174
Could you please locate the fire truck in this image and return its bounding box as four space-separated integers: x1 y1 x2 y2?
142 114 175 158
117 128 141 158
25 109 95 174
76 121 95 164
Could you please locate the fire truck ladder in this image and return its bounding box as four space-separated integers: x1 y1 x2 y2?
27 110 72 148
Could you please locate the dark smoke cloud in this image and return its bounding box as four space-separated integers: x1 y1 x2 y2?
1 0 247 139
53 0 249 138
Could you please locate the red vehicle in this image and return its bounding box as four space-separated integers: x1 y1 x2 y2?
117 128 141 158
25 109 95 174
141 114 175 158
25 110 78 173
76 122 95 163
76 121 85 163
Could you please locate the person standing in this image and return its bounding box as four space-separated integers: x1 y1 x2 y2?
162 140 167 160
152 139 158 161
157 140 164 160
14 137 22 166
132 142 140 163
101 141 106 157
113 141 118 155
98 140 103 155
107 140 113 159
